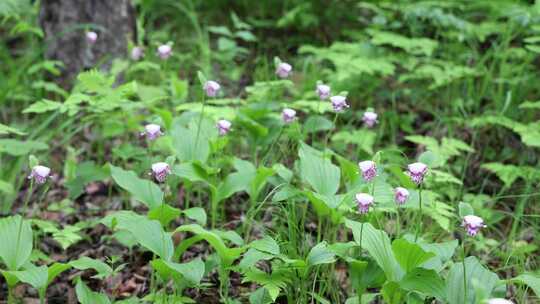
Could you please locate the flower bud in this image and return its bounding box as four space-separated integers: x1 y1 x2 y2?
362 111 378 128
316 84 331 100
151 162 171 183
86 31 98 44
131 46 144 61
394 187 409 205
358 160 376 182
487 299 514 304
203 80 221 97
462 215 486 236
141 124 163 141
407 162 428 185
217 119 232 136
28 165 51 184
157 44 172 60
276 62 292 78
330 95 349 112
355 193 374 214
282 108 296 124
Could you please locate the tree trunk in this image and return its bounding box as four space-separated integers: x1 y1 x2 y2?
39 0 136 89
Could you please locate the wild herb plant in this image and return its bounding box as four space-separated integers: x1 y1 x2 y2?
0 1 539 303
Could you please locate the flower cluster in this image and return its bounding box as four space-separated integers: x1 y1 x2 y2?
157 44 172 60
276 62 292 78
28 165 51 184
355 193 374 214
394 187 409 205
282 108 297 124
141 124 163 141
217 119 232 136
131 46 144 61
358 160 376 182
316 83 331 100
362 111 378 128
151 162 171 183
86 31 97 44
462 215 486 236
330 95 349 112
204 80 221 97
407 162 428 185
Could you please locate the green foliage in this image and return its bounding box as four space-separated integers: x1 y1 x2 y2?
110 165 164 209
75 279 111 304
70 257 113 280
0 139 48 156
346 219 403 282
102 211 174 261
1 0 538 302
446 257 502 304
298 142 340 196
0 215 33 270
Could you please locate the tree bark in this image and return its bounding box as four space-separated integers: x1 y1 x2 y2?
39 0 135 89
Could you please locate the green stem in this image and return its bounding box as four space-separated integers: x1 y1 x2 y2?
211 192 219 229
359 218 364 252
323 113 339 154
414 186 423 242
8 286 15 304
21 180 34 217
396 206 401 239
194 94 207 153
39 290 45 304
260 126 284 166
462 240 468 303
15 180 34 265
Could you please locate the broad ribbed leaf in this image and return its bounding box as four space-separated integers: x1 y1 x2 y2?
512 273 540 298
75 279 111 304
70 257 113 279
110 165 163 209
400 268 446 300
0 215 33 270
102 211 173 261
392 239 435 272
446 256 501 304
298 142 340 196
250 236 280 255
171 124 210 162
174 224 245 266
164 258 205 286
345 219 403 281
307 242 336 266
10 265 48 290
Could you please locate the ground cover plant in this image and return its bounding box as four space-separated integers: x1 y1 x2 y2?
0 0 539 303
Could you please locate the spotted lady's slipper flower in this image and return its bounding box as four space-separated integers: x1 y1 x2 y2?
86 31 98 44
316 84 331 100
151 162 171 183
217 119 232 136
487 299 514 304
131 46 144 61
141 124 163 141
282 108 296 124
394 187 409 205
362 111 378 128
330 95 349 112
157 44 172 60
276 62 292 78
28 165 51 184
407 162 428 185
462 215 486 236
355 193 374 214
358 160 376 182
203 80 221 97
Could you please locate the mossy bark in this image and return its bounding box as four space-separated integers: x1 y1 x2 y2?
39 0 136 88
